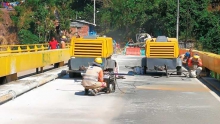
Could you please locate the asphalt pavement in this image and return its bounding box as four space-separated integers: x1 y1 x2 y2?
0 55 220 124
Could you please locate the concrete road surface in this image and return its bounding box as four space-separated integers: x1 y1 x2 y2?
1 55 220 124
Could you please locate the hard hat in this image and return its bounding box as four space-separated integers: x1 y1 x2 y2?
62 36 66 39
94 57 102 64
193 55 200 59
185 52 190 58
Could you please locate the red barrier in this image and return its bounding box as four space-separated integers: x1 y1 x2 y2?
179 49 188 55
126 47 140 55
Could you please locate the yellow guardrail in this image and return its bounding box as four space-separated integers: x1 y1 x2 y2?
0 43 71 79
0 43 71 54
0 44 49 54
180 49 220 78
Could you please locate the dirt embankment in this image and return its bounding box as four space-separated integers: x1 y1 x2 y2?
0 8 18 45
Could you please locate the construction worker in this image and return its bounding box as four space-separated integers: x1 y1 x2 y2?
49 37 58 49
60 35 66 49
182 52 190 64
180 47 192 64
187 54 202 78
81 57 107 96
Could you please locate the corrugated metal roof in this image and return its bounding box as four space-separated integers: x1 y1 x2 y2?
70 22 84 27
70 20 96 27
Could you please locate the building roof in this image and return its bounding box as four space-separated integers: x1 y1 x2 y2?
70 20 96 27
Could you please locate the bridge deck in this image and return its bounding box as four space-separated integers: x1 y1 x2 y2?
0 55 220 124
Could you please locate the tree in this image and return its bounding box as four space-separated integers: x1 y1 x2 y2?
8 0 220 54
11 0 75 43
18 29 39 44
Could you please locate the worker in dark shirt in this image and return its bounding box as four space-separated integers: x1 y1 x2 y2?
49 37 58 49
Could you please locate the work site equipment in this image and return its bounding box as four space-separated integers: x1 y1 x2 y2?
81 58 133 94
135 33 152 47
101 71 134 93
67 35 114 78
67 35 133 94
142 36 182 77
124 33 151 55
136 33 152 43
126 47 140 56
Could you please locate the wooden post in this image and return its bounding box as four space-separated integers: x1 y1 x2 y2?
59 61 65 67
6 73 18 83
40 67 43 73
36 68 39 74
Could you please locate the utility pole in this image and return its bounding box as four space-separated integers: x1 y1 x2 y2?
176 0 179 41
94 0 96 25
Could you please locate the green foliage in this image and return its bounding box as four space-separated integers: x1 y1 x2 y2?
18 29 39 44
198 11 220 54
8 0 220 54
81 4 94 22
10 0 75 43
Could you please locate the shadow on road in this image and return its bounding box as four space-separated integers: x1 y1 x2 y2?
18 63 68 80
18 67 54 79
74 91 103 96
56 89 80 92
128 71 187 78
75 91 85 96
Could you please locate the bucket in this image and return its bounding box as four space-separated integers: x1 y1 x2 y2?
140 49 145 56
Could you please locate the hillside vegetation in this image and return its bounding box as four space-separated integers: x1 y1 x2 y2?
0 8 18 45
1 0 220 53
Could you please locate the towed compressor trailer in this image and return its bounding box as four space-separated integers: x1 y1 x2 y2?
67 35 119 93
142 36 182 77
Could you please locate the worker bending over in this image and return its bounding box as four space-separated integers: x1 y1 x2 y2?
180 47 192 64
187 54 202 78
81 57 107 96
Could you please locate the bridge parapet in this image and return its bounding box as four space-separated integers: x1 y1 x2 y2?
0 44 71 84
0 44 49 54
0 43 71 54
